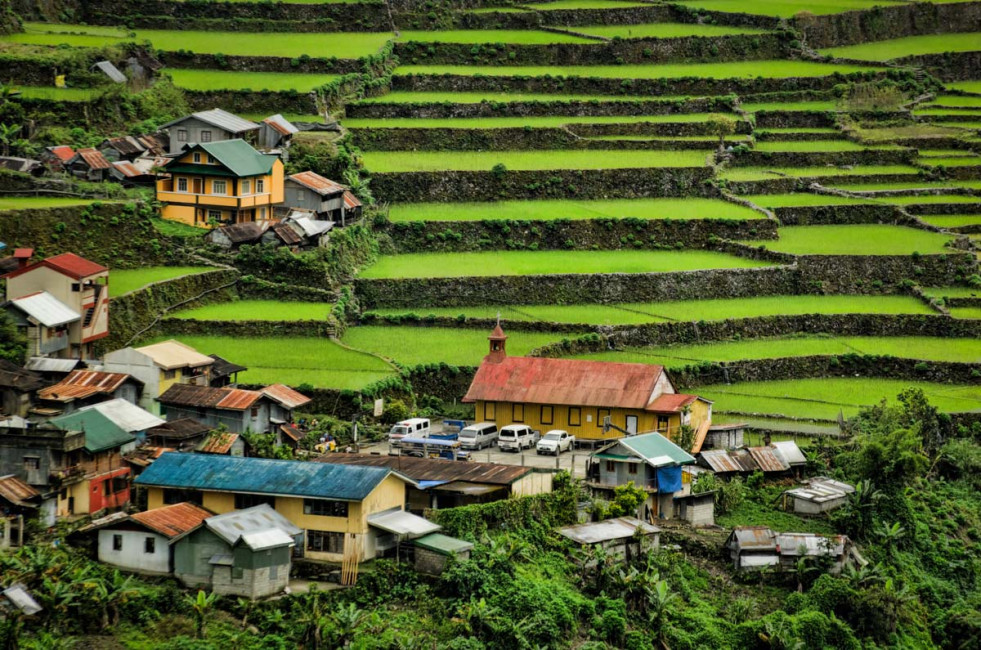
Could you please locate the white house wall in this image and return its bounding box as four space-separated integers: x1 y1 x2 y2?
97 529 171 574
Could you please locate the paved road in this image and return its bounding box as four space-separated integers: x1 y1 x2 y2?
358 441 590 477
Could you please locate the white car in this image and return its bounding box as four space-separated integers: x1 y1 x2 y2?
537 430 574 455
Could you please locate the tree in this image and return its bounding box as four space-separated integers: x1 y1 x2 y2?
0 123 20 157
602 481 648 519
184 590 218 639
707 114 737 154
645 578 677 645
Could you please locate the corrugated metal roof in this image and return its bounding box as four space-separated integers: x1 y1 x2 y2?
240 529 295 551
699 448 755 473
103 136 146 156
205 503 301 549
111 160 141 178
342 190 362 210
261 384 311 410
39 370 138 403
0 474 41 507
209 221 269 244
74 148 112 170
431 481 504 495
131 502 212 539
78 398 164 433
558 517 660 545
280 424 303 443
208 355 247 378
648 393 701 413
8 291 80 327
413 532 473 555
135 339 215 370
47 145 75 162
747 446 790 473
197 431 239 454
728 526 777 550
367 509 440 537
50 409 135 452
775 533 846 557
148 418 211 440
5 252 106 281
189 139 274 177
157 384 263 411
618 431 696 466
190 108 259 134
25 357 80 373
272 222 303 246
771 440 806 466
317 453 533 485
3 584 42 616
289 216 332 238
0 359 44 392
135 452 396 501
287 171 346 197
263 114 298 136
93 60 126 83
786 477 856 504
464 353 666 410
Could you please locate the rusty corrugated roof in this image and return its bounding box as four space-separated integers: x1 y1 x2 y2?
0 474 40 507
317 453 533 485
131 502 212 539
271 222 302 246
263 114 298 136
747 446 791 473
47 145 75 162
728 526 777 550
75 148 112 170
0 359 44 392
698 449 757 474
112 160 141 177
342 190 362 209
288 171 346 197
197 431 240 454
39 370 137 402
280 424 303 443
103 136 147 156
648 393 699 413
158 383 263 411
261 384 311 409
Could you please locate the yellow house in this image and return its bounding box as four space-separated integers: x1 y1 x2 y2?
134 452 418 563
463 325 712 448
155 139 284 227
102 339 215 415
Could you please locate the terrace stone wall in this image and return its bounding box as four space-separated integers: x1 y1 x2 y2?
369 167 715 203
156 52 364 75
765 203 905 225
751 111 838 129
797 253 976 293
795 2 981 49
157 318 335 338
892 51 981 83
183 89 314 115
731 149 915 167
725 173 932 195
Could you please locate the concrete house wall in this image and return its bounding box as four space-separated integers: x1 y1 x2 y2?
161 401 271 434
167 117 236 153
102 348 160 413
97 528 171 574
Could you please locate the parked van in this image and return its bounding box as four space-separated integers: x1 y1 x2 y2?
498 424 540 452
458 422 498 450
388 418 431 445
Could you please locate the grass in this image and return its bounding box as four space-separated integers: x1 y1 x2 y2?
340 326 571 366
584 135 751 142
920 157 981 167
369 294 934 325
387 197 762 222
921 286 981 299
355 91 696 103
358 250 772 279
166 69 337 92
8 23 390 58
822 32 981 62
398 29 596 44
755 127 841 134
151 218 209 239
917 148 978 157
12 85 104 101
0 197 104 210
170 300 333 321
742 224 954 255
854 124 968 141
914 108 981 116
524 0 653 9
572 335 981 365
951 307 981 319
926 95 981 108
919 215 981 227
675 0 906 17
145 335 394 389
947 81 981 94
881 194 981 205
740 100 839 112
753 140 901 152
574 23 769 38
344 113 731 128
741 193 874 207
827 181 959 191
360 149 709 172
394 60 880 79
111 267 212 296
720 165 920 181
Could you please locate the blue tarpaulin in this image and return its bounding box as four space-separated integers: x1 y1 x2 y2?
656 466 682 493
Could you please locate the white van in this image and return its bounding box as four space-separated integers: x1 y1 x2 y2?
498 424 540 452
388 418 431 445
458 422 498 450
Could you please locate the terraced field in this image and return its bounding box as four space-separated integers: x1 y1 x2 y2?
111 267 213 296
822 32 981 62
361 150 710 172
742 225 955 255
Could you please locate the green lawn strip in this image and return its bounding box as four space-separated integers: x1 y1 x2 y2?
166 69 337 92
720 165 920 181
675 0 906 17
145 335 395 390
466 6 532 12
917 149 979 157
360 149 709 172
523 0 652 9
755 127 841 134
740 193 875 207
827 181 960 191
951 307 981 319
934 121 981 129
398 29 596 44
583 135 752 142
340 326 572 366
571 335 981 365
926 95 981 108
368 294 933 324
882 194 981 204
387 197 762 222
344 113 728 128
914 108 981 116
111 267 213 296
946 81 981 94
0 197 104 210
12 85 104 101
573 22 769 38
358 249 770 279
741 224 954 255
919 157 981 167
170 300 333 321
822 32 981 62
697 377 981 419
394 60 881 79
753 140 902 152
202 0 367 3
740 101 839 112
719 494 836 534
920 286 981 299
151 218 210 238
918 214 981 227
355 91 698 103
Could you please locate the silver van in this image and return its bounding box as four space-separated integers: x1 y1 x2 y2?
458 422 498 450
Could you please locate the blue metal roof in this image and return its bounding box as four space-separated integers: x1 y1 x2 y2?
134 452 393 501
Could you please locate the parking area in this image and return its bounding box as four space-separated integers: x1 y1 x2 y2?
358 441 591 477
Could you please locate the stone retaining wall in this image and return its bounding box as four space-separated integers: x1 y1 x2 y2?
893 51 981 83
183 89 314 115
795 2 981 49
752 110 837 129
797 253 975 293
731 149 914 168
158 318 335 338
157 51 363 74
725 173 929 195
767 203 904 225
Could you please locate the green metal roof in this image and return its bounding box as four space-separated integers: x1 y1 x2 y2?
593 453 633 461
413 533 474 556
167 139 276 178
164 164 240 178
51 410 135 453
619 432 696 466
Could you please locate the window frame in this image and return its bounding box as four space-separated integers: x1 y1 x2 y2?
605 460 614 473
627 462 638 475
177 129 188 142
512 403 524 423
112 534 123 551
540 405 553 426
233 493 276 510
144 536 156 554
307 530 345 554
200 130 212 143
568 407 581 427
597 408 611 429
483 402 496 421
256 179 265 193
241 179 250 194
177 177 188 192
192 152 201 163
212 179 227 195
23 456 40 471
207 209 222 222
303 499 349 518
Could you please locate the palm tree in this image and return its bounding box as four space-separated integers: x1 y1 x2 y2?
296 585 330 649
875 522 906 561
184 590 218 639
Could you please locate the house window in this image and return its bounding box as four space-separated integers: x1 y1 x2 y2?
483 402 495 421
177 177 188 192
208 155 216 164
212 179 227 195
111 477 128 493
163 370 176 380
201 130 212 142
164 489 202 505
231 567 244 580
628 463 638 475
241 179 250 194
250 407 259 418
597 408 610 429
112 534 123 551
23 456 40 471
256 179 264 193
192 153 201 163
657 417 670 432
177 129 188 142
304 499 348 517
307 530 345 554
512 404 524 423
568 407 581 427
605 461 614 473
259 207 266 219
144 537 156 554
234 494 276 510
208 209 222 222
541 405 553 425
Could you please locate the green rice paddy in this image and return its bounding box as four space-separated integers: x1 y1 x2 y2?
394 60 880 80
166 69 336 92
920 157 981 167
574 23 769 39
524 0 652 9
828 181 959 191
368 294 934 325
753 140 901 152
951 307 981 319
927 95 981 108
360 149 709 172
822 32 981 62
0 197 104 210
358 250 772 279
700 378 981 419
387 197 762 222
675 0 906 17
111 267 213 296
918 215 981 227
356 91 688 104
721 165 920 181
740 101 839 112
170 300 333 321
921 286 981 299
398 29 596 44
13 86 104 101
881 194 981 205
145 335 395 389
743 225 954 255
344 114 730 128
741 193 874 208
946 81 981 94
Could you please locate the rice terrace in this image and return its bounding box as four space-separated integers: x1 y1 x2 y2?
1 0 981 644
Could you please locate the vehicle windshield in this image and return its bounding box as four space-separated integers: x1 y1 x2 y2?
390 426 409 435
543 433 561 441
500 430 516 437
460 430 476 438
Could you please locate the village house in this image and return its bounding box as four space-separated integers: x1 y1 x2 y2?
558 517 661 565
257 114 298 151
41 145 75 172
698 440 807 478
73 399 164 443
412 533 474 576
724 526 865 574
110 159 162 187
2 292 82 363
160 108 260 154
0 248 34 275
284 171 362 225
196 430 245 457
144 418 212 451
103 340 215 414
0 360 44 417
208 355 247 388
24 357 83 384
3 253 109 361
463 325 712 445
98 134 167 162
36 370 143 415
156 383 309 435
0 474 41 549
134 452 422 563
204 221 269 249
781 477 856 515
66 148 113 182
702 423 746 450
155 139 284 227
